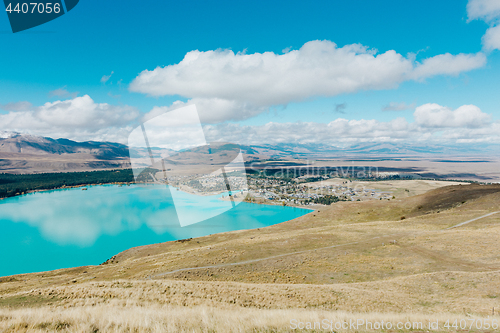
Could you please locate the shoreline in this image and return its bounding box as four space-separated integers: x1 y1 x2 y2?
1 181 309 207
0 183 314 278
153 185 317 210
0 181 370 211
0 168 135 200
0 181 133 200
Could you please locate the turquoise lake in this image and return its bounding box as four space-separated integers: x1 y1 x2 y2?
0 185 311 277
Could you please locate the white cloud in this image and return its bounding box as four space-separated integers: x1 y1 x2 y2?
2 97 498 146
411 53 486 79
483 25 500 51
414 103 492 128
203 103 499 145
143 98 267 124
0 95 139 143
467 0 500 23
468 0 500 50
130 104 207 152
130 40 485 122
204 118 416 145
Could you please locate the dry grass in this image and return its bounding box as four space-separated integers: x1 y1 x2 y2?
2 268 500 314
303 178 471 199
2 183 500 331
0 303 495 332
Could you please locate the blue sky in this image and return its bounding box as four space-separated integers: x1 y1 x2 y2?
1 0 500 145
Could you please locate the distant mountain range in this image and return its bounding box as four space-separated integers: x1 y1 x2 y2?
0 132 130 173
0 132 129 158
241 141 500 159
1 131 498 174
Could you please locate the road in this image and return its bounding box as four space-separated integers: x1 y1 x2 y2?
446 211 499 229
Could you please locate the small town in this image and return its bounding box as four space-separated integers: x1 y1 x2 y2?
166 171 394 206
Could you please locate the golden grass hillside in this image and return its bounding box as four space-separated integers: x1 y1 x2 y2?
1 183 500 332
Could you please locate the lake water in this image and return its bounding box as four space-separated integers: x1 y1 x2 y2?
0 185 311 277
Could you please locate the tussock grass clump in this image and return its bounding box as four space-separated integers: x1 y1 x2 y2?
0 304 491 332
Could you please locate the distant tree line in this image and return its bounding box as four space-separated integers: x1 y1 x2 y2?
0 169 137 199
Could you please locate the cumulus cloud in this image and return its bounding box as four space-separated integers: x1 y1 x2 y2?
414 103 492 128
3 96 497 146
467 0 500 23
468 0 500 51
482 25 500 51
142 98 267 124
204 118 416 145
130 40 485 122
411 53 486 79
203 103 499 145
0 95 139 143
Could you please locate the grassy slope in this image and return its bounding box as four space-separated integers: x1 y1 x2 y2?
1 183 500 332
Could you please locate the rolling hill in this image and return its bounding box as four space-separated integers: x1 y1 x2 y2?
1 183 500 332
0 132 130 173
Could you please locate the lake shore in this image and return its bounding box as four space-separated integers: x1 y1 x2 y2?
0 182 132 200
0 183 312 277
